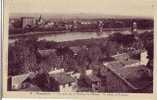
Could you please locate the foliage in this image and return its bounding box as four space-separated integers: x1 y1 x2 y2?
9 30 154 75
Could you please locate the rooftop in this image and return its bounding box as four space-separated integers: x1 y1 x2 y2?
112 53 129 61
50 73 75 85
88 75 101 82
105 61 152 90
12 72 35 87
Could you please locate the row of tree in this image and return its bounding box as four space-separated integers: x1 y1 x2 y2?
8 31 154 76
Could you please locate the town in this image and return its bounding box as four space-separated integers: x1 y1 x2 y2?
8 15 153 93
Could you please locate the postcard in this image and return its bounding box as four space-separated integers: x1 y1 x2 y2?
2 0 157 99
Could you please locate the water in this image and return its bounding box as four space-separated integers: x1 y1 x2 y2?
36 29 152 42
37 31 113 42
9 31 113 44
9 29 142 43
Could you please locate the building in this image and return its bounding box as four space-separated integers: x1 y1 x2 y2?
102 60 152 93
49 68 64 74
71 72 81 79
132 21 138 33
21 17 36 29
44 21 55 29
100 52 153 93
112 53 129 61
86 75 101 91
10 72 36 90
69 69 93 79
86 69 93 76
98 20 104 33
37 15 45 25
77 72 101 92
140 50 149 66
49 73 76 92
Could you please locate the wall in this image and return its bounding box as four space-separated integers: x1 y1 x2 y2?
59 82 76 92
140 51 149 65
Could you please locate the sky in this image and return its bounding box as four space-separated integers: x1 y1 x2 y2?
7 0 155 18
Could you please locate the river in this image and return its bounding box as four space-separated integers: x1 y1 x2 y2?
9 29 151 44
9 31 110 43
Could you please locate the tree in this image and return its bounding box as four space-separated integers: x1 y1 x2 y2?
109 32 135 47
104 40 119 58
8 45 24 75
88 45 102 66
76 45 89 67
8 37 39 75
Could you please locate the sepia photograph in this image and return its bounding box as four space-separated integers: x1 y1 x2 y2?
2 0 156 99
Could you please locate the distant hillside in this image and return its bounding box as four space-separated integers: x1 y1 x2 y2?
10 13 153 20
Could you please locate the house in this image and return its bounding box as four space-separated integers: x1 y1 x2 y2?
101 52 152 93
49 73 76 92
86 69 93 76
21 17 36 28
47 21 55 26
49 68 64 74
11 72 36 90
112 53 140 67
70 69 93 79
80 21 91 25
112 53 129 61
77 74 101 92
86 75 101 91
102 60 153 93
112 51 148 67
45 21 55 27
65 24 73 31
71 72 81 79
140 50 149 65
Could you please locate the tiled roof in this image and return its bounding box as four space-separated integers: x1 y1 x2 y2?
12 72 34 88
88 75 101 82
120 59 139 66
50 73 75 85
112 53 129 61
105 61 152 90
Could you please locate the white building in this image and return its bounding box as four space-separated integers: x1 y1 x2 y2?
140 51 149 66
86 69 93 76
49 68 64 74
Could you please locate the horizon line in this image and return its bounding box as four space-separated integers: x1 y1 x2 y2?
9 13 154 20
